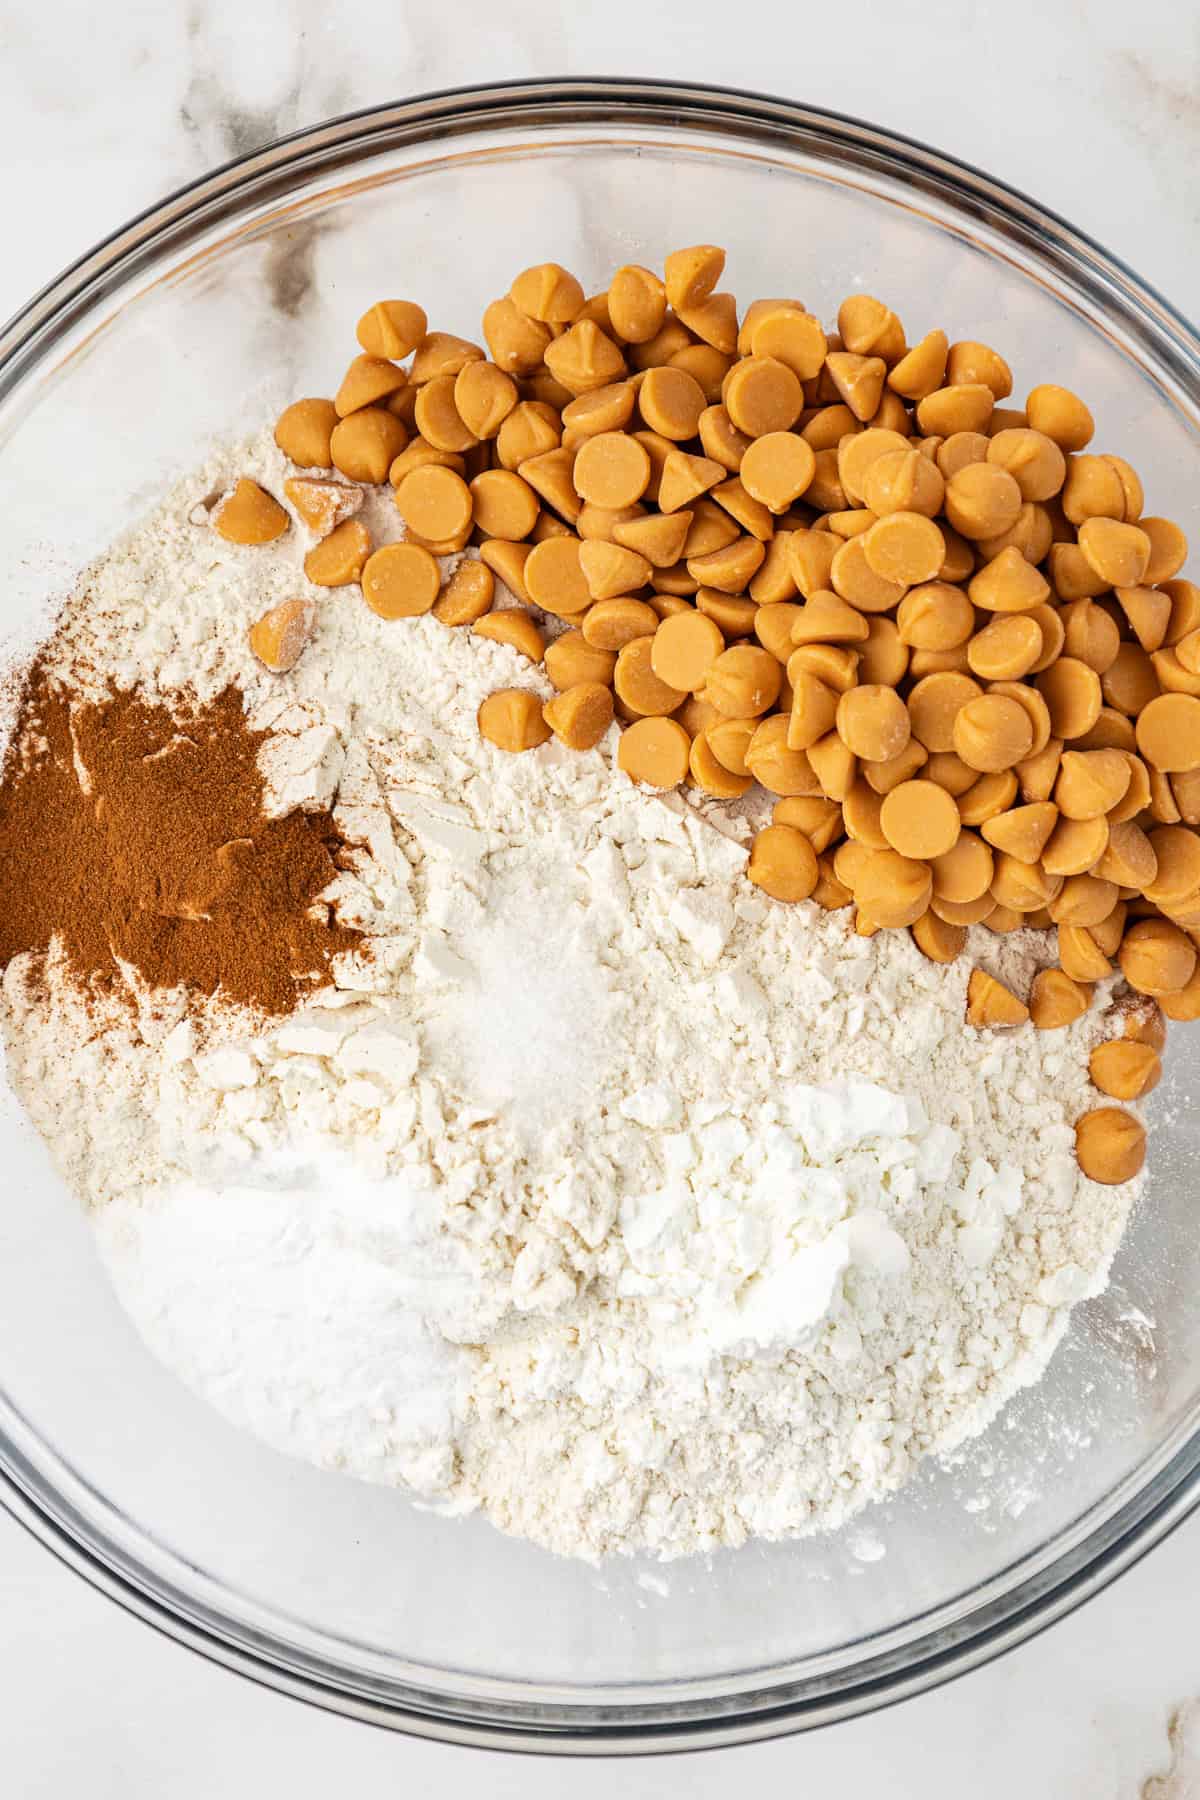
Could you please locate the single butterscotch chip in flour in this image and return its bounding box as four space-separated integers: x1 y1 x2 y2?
304 518 372 587
966 969 1029 1028
747 824 819 902
212 479 289 546
1074 1108 1145 1184
433 560 495 627
248 598 314 673
478 688 552 752
473 609 545 661
542 682 615 751
361 542 440 619
618 716 691 787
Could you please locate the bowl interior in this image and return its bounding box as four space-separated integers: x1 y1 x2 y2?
2 93 1200 1745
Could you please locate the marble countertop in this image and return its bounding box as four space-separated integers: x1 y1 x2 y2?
3 2 1200 1793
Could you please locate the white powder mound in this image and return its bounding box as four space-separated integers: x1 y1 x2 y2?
0 431 1143 1561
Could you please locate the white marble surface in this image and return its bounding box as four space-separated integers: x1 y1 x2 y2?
4 1 1200 1793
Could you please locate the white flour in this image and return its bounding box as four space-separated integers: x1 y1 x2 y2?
0 431 1141 1560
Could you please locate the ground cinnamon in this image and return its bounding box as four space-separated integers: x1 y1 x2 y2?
0 668 361 1016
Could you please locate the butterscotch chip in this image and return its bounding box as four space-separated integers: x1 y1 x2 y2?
496 402 561 472
863 740 929 796
1024 383 1093 452
1033 657 1102 742
478 538 532 604
360 542 440 619
562 383 636 445
854 848 933 928
833 839 874 891
910 910 967 962
606 264 667 344
843 779 888 848
284 476 363 539
745 823 818 902
390 438 466 487
711 477 773 542
697 404 752 475
705 716 759 777
1042 814 1109 878
925 751 979 798
743 715 820 795
1057 923 1112 982
542 681 614 751
568 431 649 509
753 600 803 660
930 829 994 903
1089 1039 1161 1101
618 715 691 788
575 539 650 603
543 320 626 397
862 447 944 520
749 306 829 379
682 498 740 559
968 544 1049 613
356 299 427 360
1046 871 1116 926
786 672 840 750
966 614 1041 682
523 536 589 617
829 534 906 613
705 644 782 719
1099 642 1159 718
412 376 477 455
450 360 517 441
1074 1107 1145 1184
837 294 904 362
335 353 406 419
788 642 861 696
1074 517 1150 589
854 616 907 689
940 462 1021 540
966 968 1029 1028
542 630 612 691
980 801 1057 863
774 794 843 851
735 433 815 514
825 351 886 422
1052 748 1130 821
724 356 804 437
473 608 545 661
785 529 837 600
662 244 724 313
1136 693 1200 772
1138 515 1188 586
580 598 657 651
683 728 749 798
935 432 990 482
1030 968 1090 1030
409 332 483 384
1119 918 1197 998
887 329 948 400
837 685 911 762
429 559 493 628
688 534 766 594
808 730 858 801
650 610 724 691
861 512 945 586
952 694 1034 772
462 469 534 543
789 591 870 647
303 517 372 587
394 465 472 543
1105 750 1151 823
611 636 685 718
654 450 722 514
910 645 972 678
985 427 1066 503
331 408 408 483
907 671 982 753
478 688 551 753
943 340 1011 399
1116 585 1171 655
879 779 960 858
1151 647 1200 698
957 770 1019 827
695 589 758 636
1057 598 1120 675
275 397 339 469
212 478 289 546
1161 964 1200 1020
1091 904 1128 959
482 299 552 375
813 853 854 909
838 427 909 505
509 262 584 324
896 582 973 652
916 383 994 437
632 366 702 442
247 596 314 673
1061 454 1127 527
1143 824 1200 910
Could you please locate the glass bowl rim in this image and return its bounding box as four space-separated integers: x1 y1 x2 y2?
2 75 1199 1755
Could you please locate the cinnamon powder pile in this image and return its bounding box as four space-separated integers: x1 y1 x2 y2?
0 669 361 1016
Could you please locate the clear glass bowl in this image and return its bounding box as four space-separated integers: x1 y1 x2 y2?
1 79 1199 1754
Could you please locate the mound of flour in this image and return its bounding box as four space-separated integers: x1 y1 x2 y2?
0 433 1140 1560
